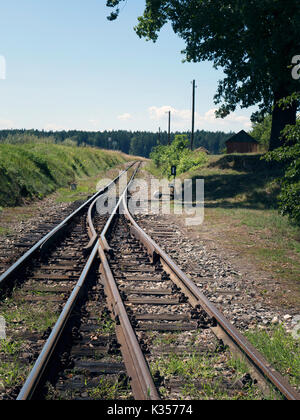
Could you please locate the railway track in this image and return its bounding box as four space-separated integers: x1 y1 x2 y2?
1 162 299 401
0 163 135 400
0 201 86 277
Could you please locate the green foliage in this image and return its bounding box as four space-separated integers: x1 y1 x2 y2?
106 1 300 120
106 1 300 152
0 128 233 157
265 129 300 225
0 143 128 207
265 93 300 226
245 325 300 388
249 115 272 151
150 134 207 178
2 133 56 145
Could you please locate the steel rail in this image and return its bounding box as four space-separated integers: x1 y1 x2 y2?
0 163 135 291
16 162 137 400
98 162 160 400
17 241 99 400
121 194 300 401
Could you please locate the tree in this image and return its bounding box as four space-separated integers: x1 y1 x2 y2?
249 115 272 152
106 0 300 150
264 92 300 225
265 121 300 225
150 134 207 177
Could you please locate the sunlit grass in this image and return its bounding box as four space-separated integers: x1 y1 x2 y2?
245 325 300 389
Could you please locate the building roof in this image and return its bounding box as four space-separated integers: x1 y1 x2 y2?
225 130 258 144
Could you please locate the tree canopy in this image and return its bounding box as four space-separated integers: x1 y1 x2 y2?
0 128 232 157
265 94 300 225
106 0 300 150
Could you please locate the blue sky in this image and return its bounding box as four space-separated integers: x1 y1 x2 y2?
0 0 257 133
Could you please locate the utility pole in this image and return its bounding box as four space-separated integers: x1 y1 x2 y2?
158 127 161 144
168 111 171 145
191 80 196 151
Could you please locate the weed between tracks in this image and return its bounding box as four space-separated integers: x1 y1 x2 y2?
87 378 131 400
147 326 300 399
95 313 116 336
146 329 285 400
149 351 267 400
1 296 60 333
0 339 32 391
0 293 60 397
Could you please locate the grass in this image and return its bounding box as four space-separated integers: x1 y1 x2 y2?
0 339 33 391
0 227 11 236
54 162 132 204
145 154 300 398
87 378 131 400
0 295 60 395
245 325 300 389
143 161 168 179
0 361 31 388
0 339 23 356
1 296 60 333
149 329 296 399
146 153 300 308
150 350 267 400
0 143 131 207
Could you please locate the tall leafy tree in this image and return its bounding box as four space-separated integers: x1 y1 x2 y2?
106 0 300 150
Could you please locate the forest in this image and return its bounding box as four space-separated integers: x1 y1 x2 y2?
0 129 234 157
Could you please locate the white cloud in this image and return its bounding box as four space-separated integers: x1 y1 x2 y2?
88 119 101 128
0 55 6 80
148 106 251 132
0 118 14 129
117 113 132 121
149 105 189 123
44 123 65 131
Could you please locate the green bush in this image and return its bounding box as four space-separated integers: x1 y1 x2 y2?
150 135 207 178
249 114 272 151
265 116 300 226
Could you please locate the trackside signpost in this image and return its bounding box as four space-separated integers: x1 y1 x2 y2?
170 166 177 200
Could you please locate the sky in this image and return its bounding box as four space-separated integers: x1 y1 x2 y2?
0 0 258 134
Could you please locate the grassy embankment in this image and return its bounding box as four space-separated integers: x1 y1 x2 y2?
0 143 133 208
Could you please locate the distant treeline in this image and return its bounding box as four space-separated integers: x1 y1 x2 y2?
0 129 234 157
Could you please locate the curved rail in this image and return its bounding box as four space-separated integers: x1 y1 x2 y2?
15 163 136 400
17 243 99 400
96 162 160 400
0 163 135 291
18 163 299 401
120 192 300 401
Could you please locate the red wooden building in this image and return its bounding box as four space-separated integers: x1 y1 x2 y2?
226 130 258 154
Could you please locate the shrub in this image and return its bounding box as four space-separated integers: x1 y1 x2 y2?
264 92 300 226
150 135 207 178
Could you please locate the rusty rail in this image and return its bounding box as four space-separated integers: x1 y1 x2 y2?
18 162 299 401
15 163 136 400
97 162 160 400
0 163 135 291
17 242 100 400
121 192 300 401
